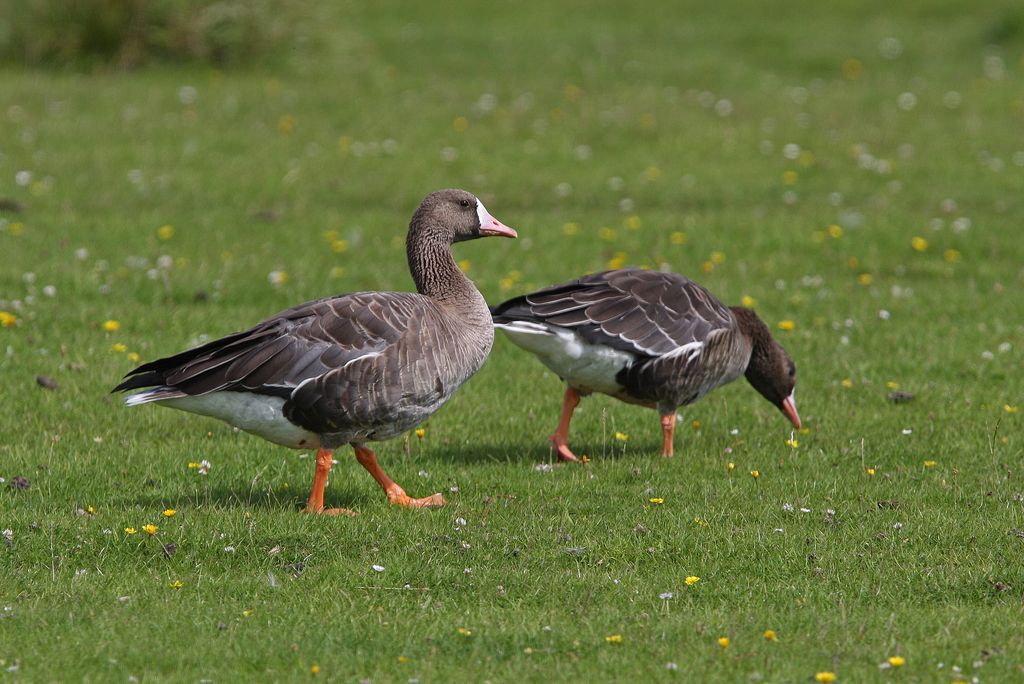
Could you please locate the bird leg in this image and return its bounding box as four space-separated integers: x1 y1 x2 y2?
303 448 358 516
549 387 581 462
354 444 444 508
660 412 676 457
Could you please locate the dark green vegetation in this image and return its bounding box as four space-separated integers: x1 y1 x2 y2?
1 1 1022 681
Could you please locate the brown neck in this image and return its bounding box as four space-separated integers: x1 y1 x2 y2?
406 220 481 307
729 306 772 371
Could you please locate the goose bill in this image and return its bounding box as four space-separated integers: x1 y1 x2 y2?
476 201 518 238
781 392 801 429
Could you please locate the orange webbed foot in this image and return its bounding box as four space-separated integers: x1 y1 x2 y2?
386 487 445 508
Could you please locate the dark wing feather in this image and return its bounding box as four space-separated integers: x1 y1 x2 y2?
492 268 734 357
112 292 418 398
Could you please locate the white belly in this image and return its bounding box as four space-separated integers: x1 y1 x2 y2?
497 322 634 396
161 392 320 449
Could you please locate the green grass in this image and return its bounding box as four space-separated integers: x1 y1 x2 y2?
2 0 1023 680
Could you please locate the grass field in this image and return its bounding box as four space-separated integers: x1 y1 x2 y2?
2 1 1023 681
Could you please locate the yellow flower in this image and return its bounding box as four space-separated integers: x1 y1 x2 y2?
763 629 777 641
614 431 628 442
888 656 905 667
866 468 876 476
827 224 843 238
624 215 642 230
842 57 864 80
750 470 760 479
701 260 715 273
740 295 756 308
142 524 158 535
124 527 137 535
397 656 409 663
162 509 176 518
943 248 962 263
692 420 701 430
242 608 254 617
330 239 348 253
127 352 141 363
8 222 25 236
157 225 175 240
102 319 121 332
452 116 469 132
669 231 687 245
685 576 700 586
847 256 859 269
1004 404 1018 414
598 227 617 241
111 343 127 353
458 259 471 273
277 114 295 134
649 497 664 505
777 320 795 331
841 378 853 388
457 627 472 637
169 580 183 589
563 222 580 236
910 236 928 252
607 252 628 270
717 637 730 648
415 428 426 439
782 170 799 185
710 251 725 265
87 505 95 514
799 151 816 167
644 166 660 181
886 381 899 390
785 438 799 448
815 673 837 683
923 460 936 468
0 311 17 327
310 664 321 675
605 634 624 644
857 273 873 285
727 462 735 472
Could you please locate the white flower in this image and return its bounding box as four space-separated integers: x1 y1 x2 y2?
659 591 674 600
371 564 385 573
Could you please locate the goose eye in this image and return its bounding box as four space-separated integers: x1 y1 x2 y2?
459 199 471 208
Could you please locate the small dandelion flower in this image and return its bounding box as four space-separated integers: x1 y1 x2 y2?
785 438 799 448
452 116 469 132
330 239 348 253
669 231 687 245
157 225 175 240
111 343 127 353
727 462 735 472
777 319 795 331
605 634 623 644
842 57 864 80
458 259 471 273
751 470 760 479
888 656 905 667
277 114 295 134
692 420 701 430
415 427 426 439
943 248 962 263
649 497 664 505
614 431 628 442
763 629 777 641
0 311 17 327
857 273 873 285
841 378 853 388
1004 404 1018 414
242 608 254 617
827 224 843 238
397 655 409 663
268 270 289 286
457 627 472 637
162 509 176 518
910 236 928 252
815 673 837 683
886 381 899 390
127 352 141 363
866 468 876 476
718 637 730 648
563 222 580 236
124 527 137 535
598 226 617 241
142 524 158 535
102 319 121 332
624 215 642 230
685 575 700 586
782 170 799 185
169 580 183 589
87 505 95 515
710 251 726 265
310 664 320 675
923 460 937 468
740 295 756 308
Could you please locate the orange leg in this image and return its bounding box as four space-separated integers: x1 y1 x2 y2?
549 387 581 462
660 412 676 458
303 448 357 516
354 444 444 508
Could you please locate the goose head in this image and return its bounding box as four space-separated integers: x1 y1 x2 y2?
731 307 801 429
411 189 517 244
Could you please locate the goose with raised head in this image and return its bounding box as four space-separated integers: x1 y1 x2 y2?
114 189 517 514
491 268 800 461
